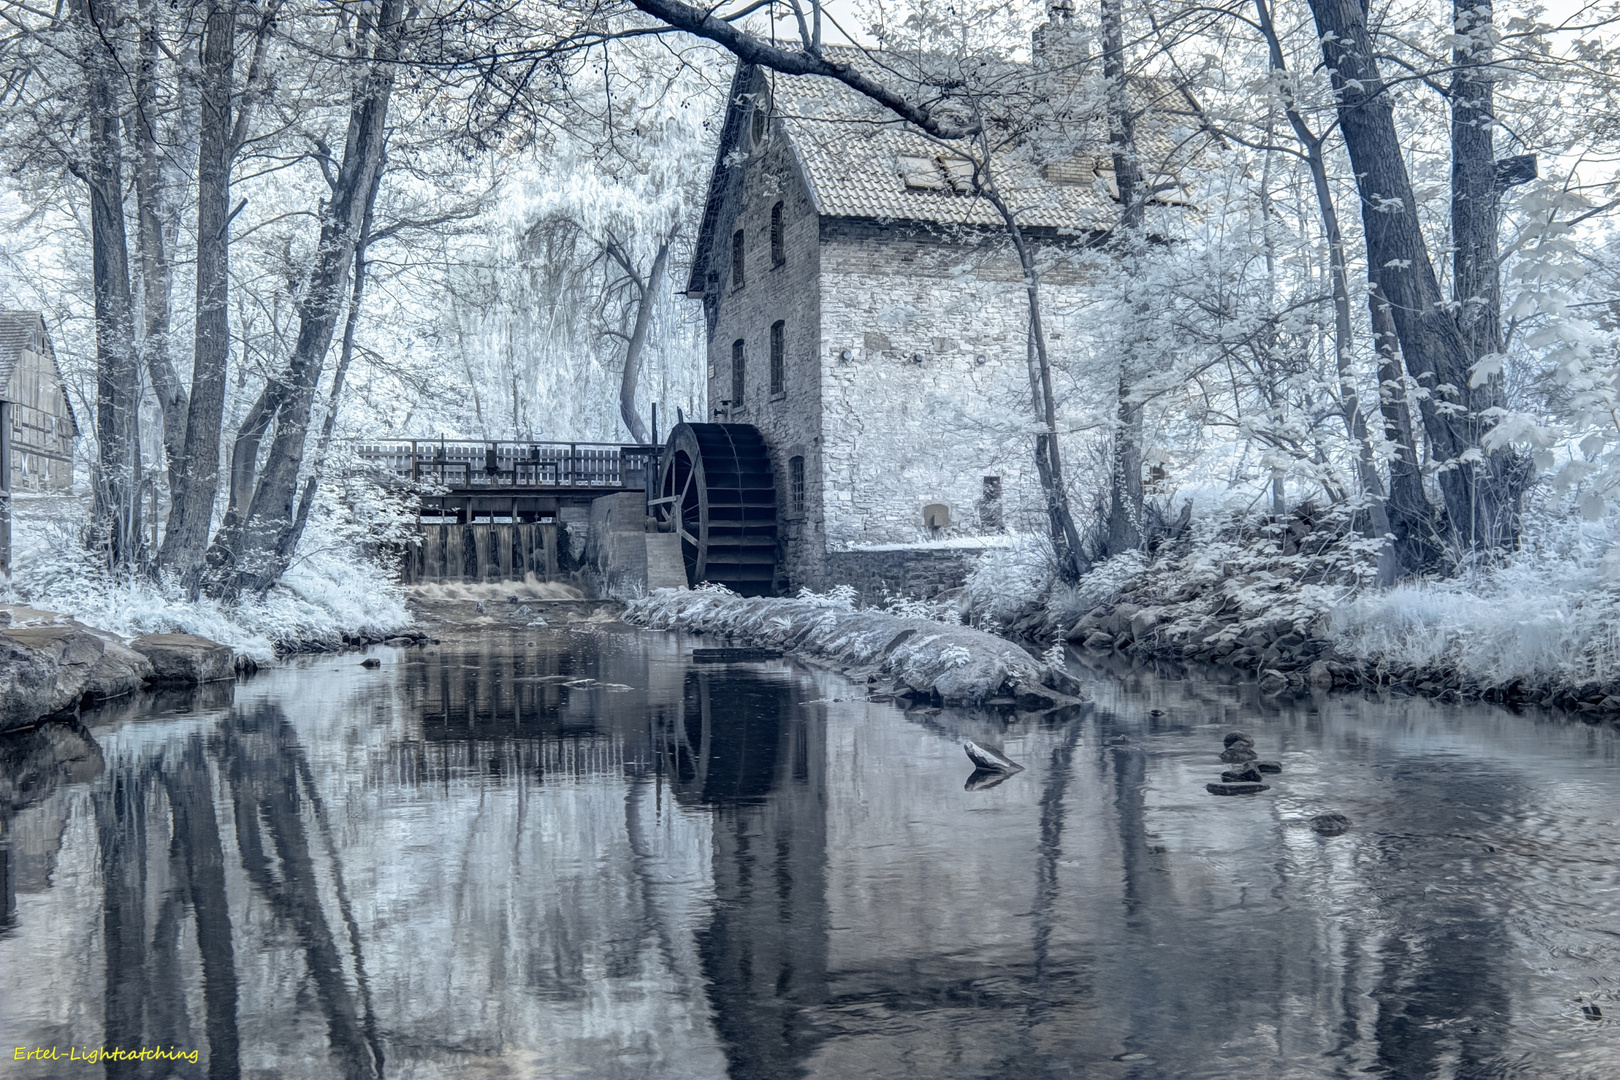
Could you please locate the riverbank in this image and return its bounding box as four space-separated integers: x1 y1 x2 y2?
622 586 1087 711
960 514 1620 721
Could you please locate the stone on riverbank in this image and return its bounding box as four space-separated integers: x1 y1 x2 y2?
622 588 1087 708
1 613 156 731
1220 762 1264 783
1206 781 1269 795
131 633 234 685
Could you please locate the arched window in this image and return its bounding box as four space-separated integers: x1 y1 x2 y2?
770 202 785 266
770 320 785 395
731 229 745 289
789 456 805 514
731 339 745 407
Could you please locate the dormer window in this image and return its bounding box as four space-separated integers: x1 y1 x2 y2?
731 229 745 289
898 154 977 194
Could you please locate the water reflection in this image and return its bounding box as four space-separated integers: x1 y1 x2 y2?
0 629 1615 1079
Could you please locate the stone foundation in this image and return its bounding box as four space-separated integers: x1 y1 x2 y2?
824 548 980 605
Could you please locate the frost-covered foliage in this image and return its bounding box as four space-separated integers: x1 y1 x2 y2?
1332 513 1620 689
963 535 1057 626
623 586 1083 705
2 488 410 662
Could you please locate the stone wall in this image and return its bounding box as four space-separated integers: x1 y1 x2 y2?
817 221 1111 556
824 548 983 606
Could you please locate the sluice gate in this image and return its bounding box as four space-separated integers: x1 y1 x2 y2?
402 521 560 585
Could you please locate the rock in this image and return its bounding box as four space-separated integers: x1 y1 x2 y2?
1206 781 1269 795
384 636 417 647
1220 762 1264 783
963 740 1024 773
1109 734 1131 744
1220 743 1259 763
1223 731 1251 748
360 657 381 669
1257 668 1288 694
1310 813 1351 836
1308 660 1332 690
80 632 155 702
1 622 109 730
1130 609 1160 639
1083 631 1114 650
1254 760 1282 774
130 633 235 685
1103 603 1141 636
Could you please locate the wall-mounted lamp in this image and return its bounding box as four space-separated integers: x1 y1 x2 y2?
840 349 853 362
975 354 988 365
911 353 925 364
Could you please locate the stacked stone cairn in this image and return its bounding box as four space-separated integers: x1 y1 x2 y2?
1205 731 1282 795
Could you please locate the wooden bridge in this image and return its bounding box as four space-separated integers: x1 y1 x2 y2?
352 438 659 522
352 438 659 585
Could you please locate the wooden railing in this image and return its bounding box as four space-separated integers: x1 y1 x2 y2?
351 439 659 491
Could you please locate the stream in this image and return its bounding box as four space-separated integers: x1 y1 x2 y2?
1 622 1616 1079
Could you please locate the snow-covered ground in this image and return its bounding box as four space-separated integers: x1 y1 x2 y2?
2 492 411 663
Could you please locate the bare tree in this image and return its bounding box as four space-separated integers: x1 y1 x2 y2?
1303 0 1526 553
205 0 406 598
67 0 144 569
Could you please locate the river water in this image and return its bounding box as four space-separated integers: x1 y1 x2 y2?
1 624 1616 1079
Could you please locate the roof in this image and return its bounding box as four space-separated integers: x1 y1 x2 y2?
0 310 80 436
686 43 1193 294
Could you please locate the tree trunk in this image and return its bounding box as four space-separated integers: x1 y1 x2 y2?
204 0 404 598
617 233 672 445
158 0 237 594
1254 0 1395 583
978 173 1085 584
1101 0 1145 555
1369 280 1441 571
286 168 384 557
1304 0 1520 553
129 0 189 500
1448 0 1528 549
72 0 144 570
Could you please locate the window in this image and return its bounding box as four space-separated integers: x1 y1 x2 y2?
789 456 805 514
980 476 1004 531
770 320 785 395
770 202 785 266
731 229 745 288
731 339 745 407
750 89 770 147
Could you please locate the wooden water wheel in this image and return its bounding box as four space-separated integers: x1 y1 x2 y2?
651 423 778 596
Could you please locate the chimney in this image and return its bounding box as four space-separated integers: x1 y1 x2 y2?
1033 0 1091 71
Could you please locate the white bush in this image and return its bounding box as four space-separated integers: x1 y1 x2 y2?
3 484 411 663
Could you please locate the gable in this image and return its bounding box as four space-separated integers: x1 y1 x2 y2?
0 311 79 436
